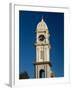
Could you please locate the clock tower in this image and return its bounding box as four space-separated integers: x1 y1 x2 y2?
34 17 54 78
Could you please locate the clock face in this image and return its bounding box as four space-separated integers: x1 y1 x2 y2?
39 35 45 41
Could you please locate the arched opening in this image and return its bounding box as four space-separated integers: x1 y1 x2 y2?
51 72 55 78
39 69 45 78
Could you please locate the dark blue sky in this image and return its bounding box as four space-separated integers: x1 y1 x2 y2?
19 10 64 78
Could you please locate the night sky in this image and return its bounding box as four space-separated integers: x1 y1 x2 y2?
19 10 64 78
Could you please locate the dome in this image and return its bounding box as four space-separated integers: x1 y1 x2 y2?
37 18 48 31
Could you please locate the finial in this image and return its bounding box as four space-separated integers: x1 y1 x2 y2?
41 16 44 22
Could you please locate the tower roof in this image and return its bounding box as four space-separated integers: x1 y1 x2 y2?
37 17 48 31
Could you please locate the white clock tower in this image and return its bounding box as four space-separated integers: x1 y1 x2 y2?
34 17 54 78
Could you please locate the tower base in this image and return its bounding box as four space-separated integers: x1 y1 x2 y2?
33 61 55 78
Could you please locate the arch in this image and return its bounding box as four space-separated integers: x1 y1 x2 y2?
39 69 45 78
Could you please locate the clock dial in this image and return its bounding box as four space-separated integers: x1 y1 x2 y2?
39 35 45 41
